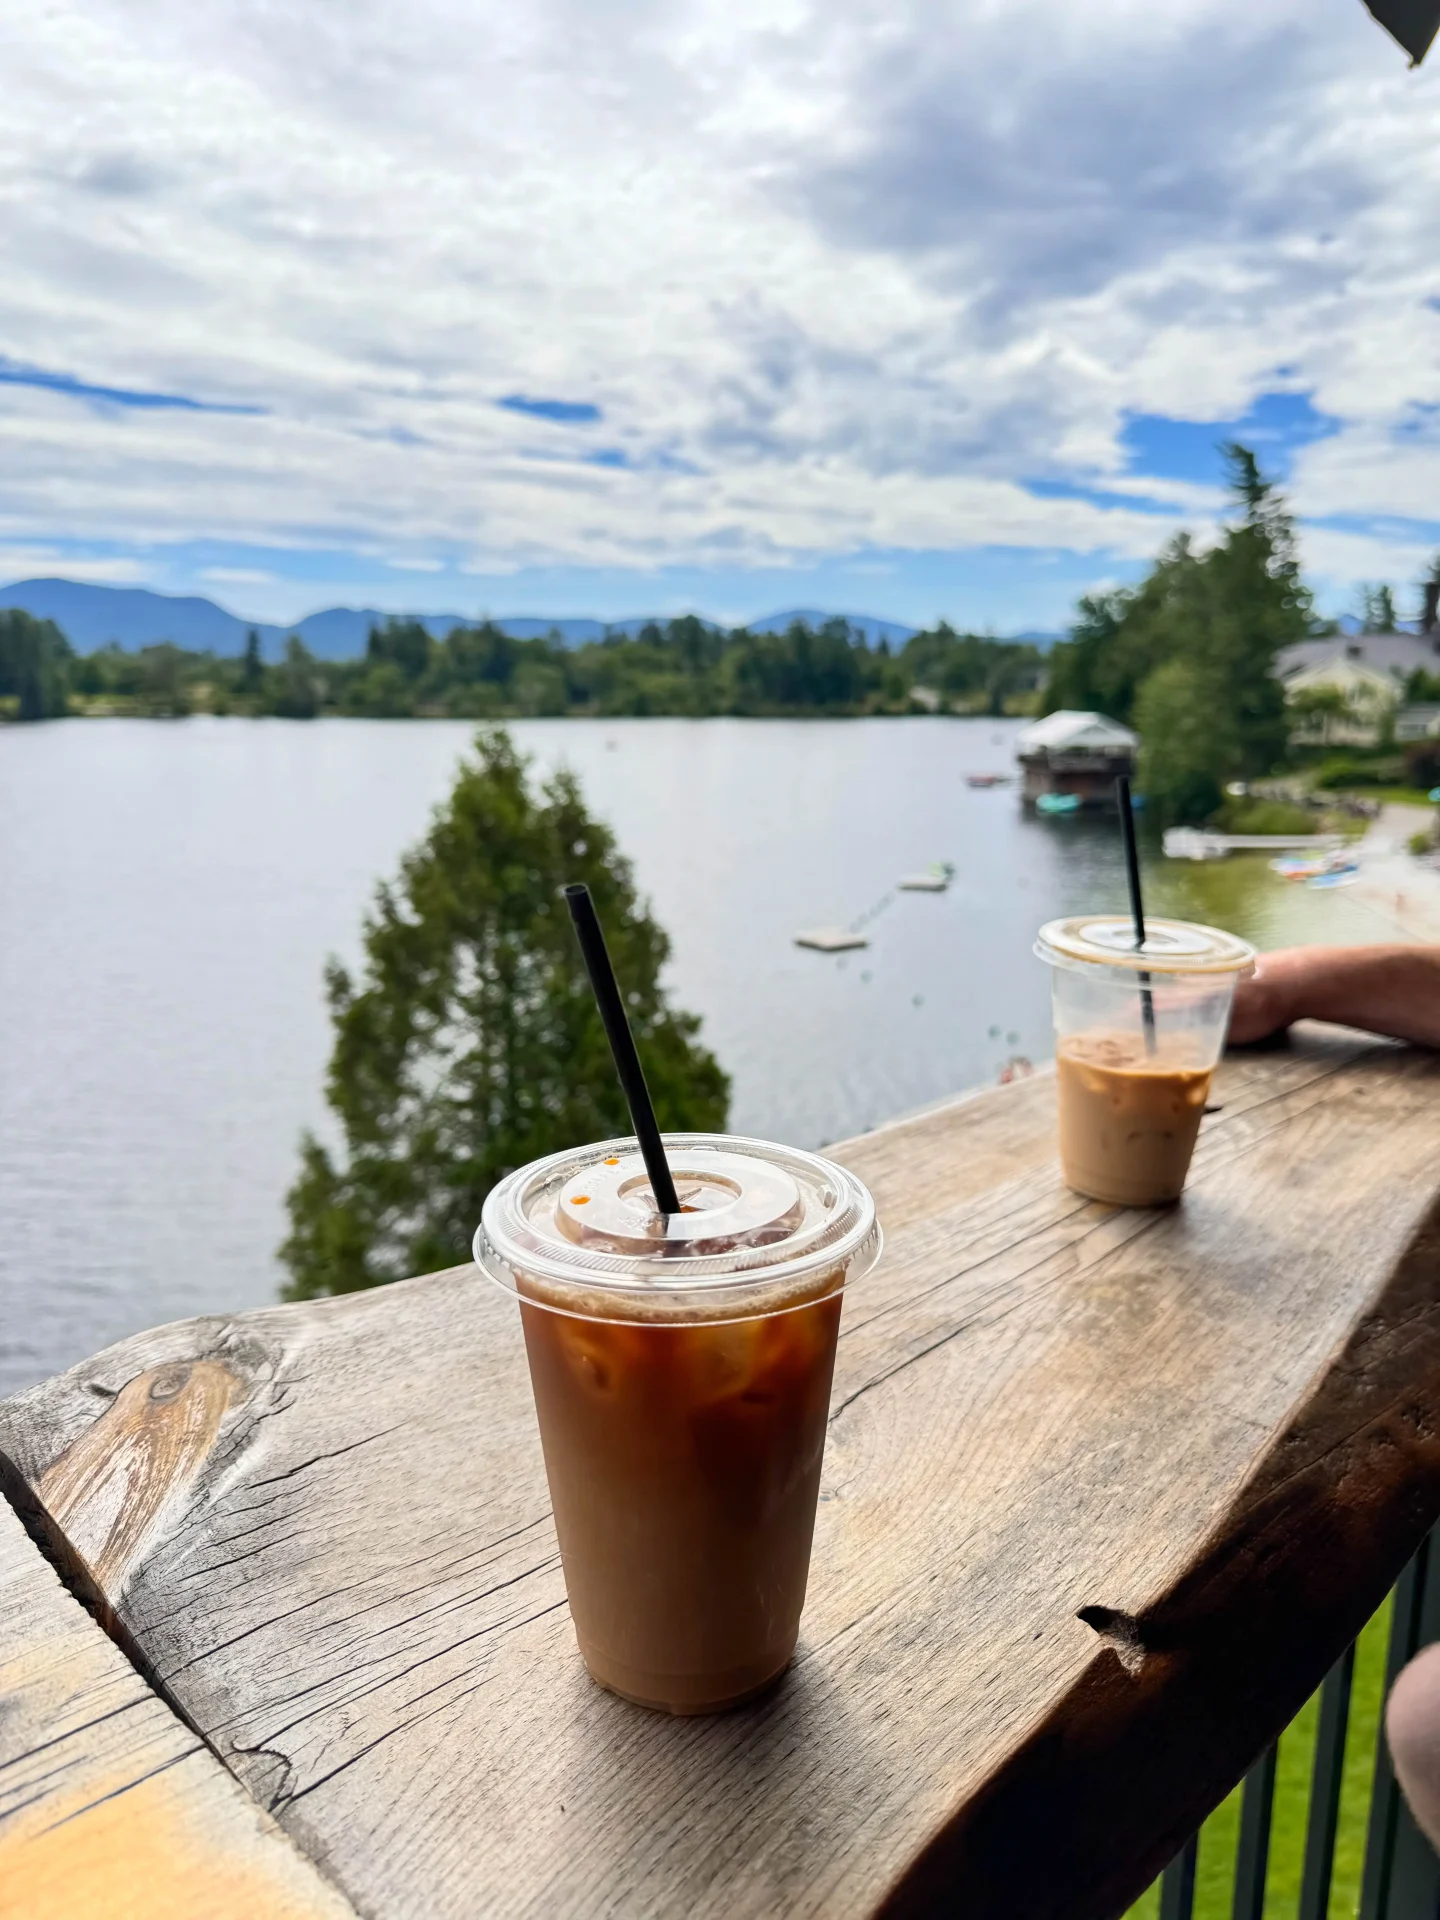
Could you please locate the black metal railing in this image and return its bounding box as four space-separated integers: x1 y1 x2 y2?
1134 1528 1440 1920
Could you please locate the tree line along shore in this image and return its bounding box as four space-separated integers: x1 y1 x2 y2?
0 607 1044 727
4 446 1436 827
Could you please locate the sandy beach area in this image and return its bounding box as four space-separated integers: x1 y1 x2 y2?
1341 804 1440 942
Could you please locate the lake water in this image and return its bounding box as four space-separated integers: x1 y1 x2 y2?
0 716 1394 1397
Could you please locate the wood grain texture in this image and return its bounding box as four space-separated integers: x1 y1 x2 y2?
38 1360 238 1591
0 1493 357 1920
4 1028 1440 1919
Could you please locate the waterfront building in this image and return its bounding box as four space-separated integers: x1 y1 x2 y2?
1014 709 1137 809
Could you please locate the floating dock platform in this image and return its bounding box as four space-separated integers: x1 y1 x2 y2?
898 863 954 892
794 927 869 952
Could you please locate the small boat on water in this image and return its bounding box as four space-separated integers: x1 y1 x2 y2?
966 773 1009 789
1270 849 1359 884
1036 792 1081 816
898 862 956 892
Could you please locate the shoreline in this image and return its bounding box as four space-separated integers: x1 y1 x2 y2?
1339 804 1440 943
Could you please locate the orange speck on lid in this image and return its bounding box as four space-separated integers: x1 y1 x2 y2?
573 1195 590 1205
603 1157 619 1165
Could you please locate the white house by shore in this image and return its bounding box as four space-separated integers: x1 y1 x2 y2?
1279 630 1440 748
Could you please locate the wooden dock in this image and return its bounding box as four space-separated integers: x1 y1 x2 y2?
1163 827 1344 861
793 926 868 951
4 1029 1440 1916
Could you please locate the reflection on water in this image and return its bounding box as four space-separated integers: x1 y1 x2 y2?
0 717 1396 1394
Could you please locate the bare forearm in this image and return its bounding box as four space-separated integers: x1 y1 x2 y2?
1230 945 1440 1048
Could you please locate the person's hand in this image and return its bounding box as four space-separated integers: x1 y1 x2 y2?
1227 954 1299 1046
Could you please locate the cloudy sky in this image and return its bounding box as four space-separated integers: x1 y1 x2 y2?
1 0 1437 629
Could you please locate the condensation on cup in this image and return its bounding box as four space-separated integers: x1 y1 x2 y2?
1035 915 1256 1206
474 1133 881 1714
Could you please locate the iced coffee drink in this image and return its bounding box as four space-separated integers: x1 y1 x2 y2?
1055 1032 1213 1206
475 1136 880 1714
1037 916 1255 1207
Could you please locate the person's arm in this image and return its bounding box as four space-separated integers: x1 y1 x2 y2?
1228 944 1440 1048
1388 1647 1440 1850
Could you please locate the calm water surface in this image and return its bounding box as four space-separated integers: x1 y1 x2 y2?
0 717 1394 1395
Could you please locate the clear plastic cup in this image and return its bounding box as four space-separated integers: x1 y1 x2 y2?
474 1133 881 1715
1035 916 1256 1206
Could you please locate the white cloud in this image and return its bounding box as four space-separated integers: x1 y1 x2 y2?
0 0 1435 603
1300 522 1435 605
0 546 148 583
199 565 275 584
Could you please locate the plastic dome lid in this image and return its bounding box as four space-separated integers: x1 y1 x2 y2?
474 1132 880 1319
1036 915 1256 976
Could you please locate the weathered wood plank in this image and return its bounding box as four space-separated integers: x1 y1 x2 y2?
3 1027 1440 1919
0 1492 357 1919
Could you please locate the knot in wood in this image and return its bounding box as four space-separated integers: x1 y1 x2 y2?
147 1365 193 1404
1077 1605 1148 1677
37 1360 238 1592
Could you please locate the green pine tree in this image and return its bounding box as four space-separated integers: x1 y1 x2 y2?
280 729 730 1298
1045 444 1313 823
272 636 320 719
1361 584 1398 633
240 628 264 696
0 610 72 720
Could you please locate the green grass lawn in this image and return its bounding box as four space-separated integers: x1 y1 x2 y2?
1327 786 1436 808
1124 1596 1392 1919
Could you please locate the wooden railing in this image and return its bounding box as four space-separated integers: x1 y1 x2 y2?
5 1028 1440 1916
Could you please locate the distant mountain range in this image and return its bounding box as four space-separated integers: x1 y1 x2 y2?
0 579 468 659
0 577 1059 658
742 608 917 646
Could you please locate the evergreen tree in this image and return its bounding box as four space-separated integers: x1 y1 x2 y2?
441 621 519 690
240 628 264 696
1188 440 1311 778
1421 556 1440 633
272 636 320 718
0 610 71 720
1044 445 1312 822
281 730 730 1297
903 621 1043 714
1362 584 1398 633
1041 585 1148 719
367 618 432 681
725 619 873 711
135 642 191 717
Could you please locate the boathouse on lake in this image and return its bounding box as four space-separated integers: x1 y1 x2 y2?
1015 708 1138 810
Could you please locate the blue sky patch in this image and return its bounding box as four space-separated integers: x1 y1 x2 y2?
0 357 265 415
0 538 1150 633
1120 389 1341 486
498 393 602 424
1024 478 1182 517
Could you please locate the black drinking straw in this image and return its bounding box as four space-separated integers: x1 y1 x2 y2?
1116 776 1157 1052
563 883 682 1217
